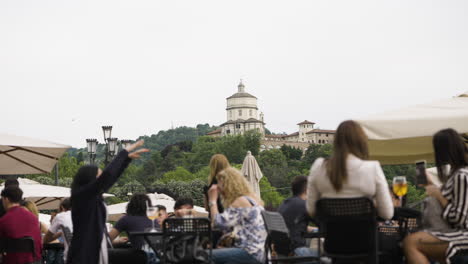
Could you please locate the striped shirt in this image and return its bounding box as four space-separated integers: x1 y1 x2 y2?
429 167 468 263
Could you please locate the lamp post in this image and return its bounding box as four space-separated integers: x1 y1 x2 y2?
86 126 132 166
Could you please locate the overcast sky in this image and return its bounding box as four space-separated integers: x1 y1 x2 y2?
1 0 467 147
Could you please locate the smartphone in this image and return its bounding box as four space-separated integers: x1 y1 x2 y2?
415 160 428 185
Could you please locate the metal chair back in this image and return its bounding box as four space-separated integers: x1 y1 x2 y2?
316 197 378 263
161 217 212 264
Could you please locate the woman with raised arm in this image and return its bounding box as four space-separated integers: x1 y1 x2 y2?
404 129 468 264
68 140 149 264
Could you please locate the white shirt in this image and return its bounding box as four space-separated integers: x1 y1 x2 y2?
306 154 394 220
49 210 73 261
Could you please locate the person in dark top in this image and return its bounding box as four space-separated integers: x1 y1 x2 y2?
68 140 149 264
109 193 157 249
0 178 19 218
173 197 194 217
203 154 230 216
278 175 317 257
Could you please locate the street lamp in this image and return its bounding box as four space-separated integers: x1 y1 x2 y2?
86 139 98 164
86 126 132 166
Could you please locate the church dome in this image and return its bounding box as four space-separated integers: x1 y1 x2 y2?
226 80 257 99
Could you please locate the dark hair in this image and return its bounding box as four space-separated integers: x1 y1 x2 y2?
60 198 71 211
291 176 308 196
156 205 166 211
327 120 369 191
71 165 99 196
433 128 468 183
174 197 193 210
5 178 19 188
126 193 151 216
1 186 23 203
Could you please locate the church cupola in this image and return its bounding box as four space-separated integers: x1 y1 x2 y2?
238 80 245 93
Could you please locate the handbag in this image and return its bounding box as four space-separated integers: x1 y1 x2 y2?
165 234 209 264
421 196 452 232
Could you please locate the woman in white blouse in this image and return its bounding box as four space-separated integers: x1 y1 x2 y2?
306 120 394 220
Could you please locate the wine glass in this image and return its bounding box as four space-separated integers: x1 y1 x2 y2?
392 176 408 206
146 203 158 232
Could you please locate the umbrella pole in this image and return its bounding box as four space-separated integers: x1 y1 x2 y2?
54 164 59 186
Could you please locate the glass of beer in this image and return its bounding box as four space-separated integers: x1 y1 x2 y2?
146 203 158 232
393 176 408 205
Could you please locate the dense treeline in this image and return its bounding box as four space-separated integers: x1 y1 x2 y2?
23 124 425 208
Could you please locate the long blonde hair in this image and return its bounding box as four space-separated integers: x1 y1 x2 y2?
23 200 39 218
209 154 230 184
326 120 369 191
216 167 263 207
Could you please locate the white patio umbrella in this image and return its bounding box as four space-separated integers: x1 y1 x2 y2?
0 178 114 210
357 92 468 165
107 192 207 221
0 133 71 175
241 151 263 197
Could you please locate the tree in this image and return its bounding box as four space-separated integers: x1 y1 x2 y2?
302 144 333 167
280 145 303 160
258 149 290 196
259 177 284 209
244 130 261 157
160 167 197 183
218 135 247 164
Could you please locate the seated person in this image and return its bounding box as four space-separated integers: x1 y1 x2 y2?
0 178 19 218
0 186 42 264
306 120 394 220
170 197 195 218
109 193 159 249
278 176 318 257
44 198 73 263
208 168 267 264
156 205 168 225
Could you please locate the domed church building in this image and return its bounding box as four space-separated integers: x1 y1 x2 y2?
219 80 265 136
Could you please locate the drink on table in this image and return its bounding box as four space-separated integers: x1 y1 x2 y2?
392 176 407 205
146 203 158 232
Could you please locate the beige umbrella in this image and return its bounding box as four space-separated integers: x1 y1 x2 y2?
241 151 263 197
357 92 468 165
0 177 114 210
0 133 71 175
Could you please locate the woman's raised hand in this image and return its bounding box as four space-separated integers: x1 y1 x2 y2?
125 140 150 159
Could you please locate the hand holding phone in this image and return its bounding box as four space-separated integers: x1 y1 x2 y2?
415 160 428 186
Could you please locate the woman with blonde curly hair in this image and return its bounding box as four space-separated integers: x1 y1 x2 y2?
208 167 267 264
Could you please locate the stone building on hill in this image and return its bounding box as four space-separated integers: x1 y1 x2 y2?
207 81 336 151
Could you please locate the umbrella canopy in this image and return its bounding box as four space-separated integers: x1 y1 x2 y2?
107 192 207 221
0 178 114 210
241 151 263 197
0 133 71 175
357 92 468 165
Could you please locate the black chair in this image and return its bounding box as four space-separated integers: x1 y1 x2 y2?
161 217 212 264
261 211 321 264
0 236 39 263
315 197 379 264
60 225 73 245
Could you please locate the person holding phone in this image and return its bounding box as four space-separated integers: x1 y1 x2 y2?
404 129 468 264
204 154 231 216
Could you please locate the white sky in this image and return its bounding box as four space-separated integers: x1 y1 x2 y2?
1 0 467 147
